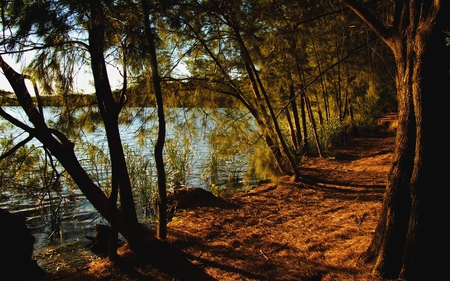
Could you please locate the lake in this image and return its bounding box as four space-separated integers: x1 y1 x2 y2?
0 106 257 270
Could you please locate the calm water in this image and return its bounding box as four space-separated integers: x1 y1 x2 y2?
0 106 255 268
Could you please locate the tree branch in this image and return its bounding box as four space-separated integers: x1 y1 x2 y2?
48 128 74 149
0 106 34 133
0 134 34 160
340 0 390 42
0 40 90 55
276 37 378 118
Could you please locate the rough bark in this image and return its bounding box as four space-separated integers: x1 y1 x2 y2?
341 0 450 279
361 58 415 276
401 11 450 279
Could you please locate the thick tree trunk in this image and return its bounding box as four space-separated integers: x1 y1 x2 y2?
349 1 450 279
361 57 415 277
401 19 450 280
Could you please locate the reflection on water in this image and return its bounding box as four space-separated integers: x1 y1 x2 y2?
1 189 102 271
2 190 101 250
0 106 257 268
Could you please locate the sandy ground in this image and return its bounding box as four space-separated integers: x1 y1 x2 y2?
42 117 397 281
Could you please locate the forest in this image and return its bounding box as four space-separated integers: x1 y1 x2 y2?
0 1 449 280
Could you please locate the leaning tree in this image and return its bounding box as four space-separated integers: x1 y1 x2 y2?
340 0 450 280
0 0 161 257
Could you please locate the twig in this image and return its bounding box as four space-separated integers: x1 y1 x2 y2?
259 250 269 260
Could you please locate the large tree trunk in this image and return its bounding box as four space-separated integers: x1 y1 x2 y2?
400 15 450 280
360 53 416 277
342 1 450 279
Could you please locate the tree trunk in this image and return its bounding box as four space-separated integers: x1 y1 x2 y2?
234 29 300 178
335 39 343 121
300 89 308 149
400 20 450 281
88 0 142 250
297 60 321 156
184 20 291 176
0 56 136 239
312 39 330 122
341 1 450 279
142 0 167 240
304 91 322 157
285 108 298 151
289 82 303 152
361 62 415 277
313 89 324 126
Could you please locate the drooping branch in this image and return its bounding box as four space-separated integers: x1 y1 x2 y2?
0 55 51 135
276 37 378 118
0 40 90 56
180 19 255 113
0 134 34 160
0 57 75 149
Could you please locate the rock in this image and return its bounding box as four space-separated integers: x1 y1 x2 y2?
0 209 46 280
167 187 238 212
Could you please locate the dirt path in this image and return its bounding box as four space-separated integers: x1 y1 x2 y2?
300 131 395 189
47 117 396 281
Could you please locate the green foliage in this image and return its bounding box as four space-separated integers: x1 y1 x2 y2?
309 117 345 152
81 142 112 193
351 83 382 132
0 91 19 106
208 183 221 197
0 134 65 197
164 137 194 189
124 145 157 218
0 0 401 240
202 151 220 186
0 135 79 241
248 141 282 182
80 141 158 218
347 79 396 134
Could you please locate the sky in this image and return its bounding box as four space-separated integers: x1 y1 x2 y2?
0 55 23 92
0 52 189 95
0 54 123 94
